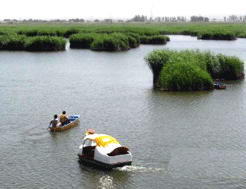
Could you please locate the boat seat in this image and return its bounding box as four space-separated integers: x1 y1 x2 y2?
83 146 96 158
107 146 129 156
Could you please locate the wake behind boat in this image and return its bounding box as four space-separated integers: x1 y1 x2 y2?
48 115 80 132
78 130 132 169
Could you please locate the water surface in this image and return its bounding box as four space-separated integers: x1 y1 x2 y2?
1 35 246 188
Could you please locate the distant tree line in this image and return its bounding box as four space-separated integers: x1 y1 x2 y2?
3 15 246 24
129 15 209 22
190 16 209 22
224 15 246 22
129 15 187 22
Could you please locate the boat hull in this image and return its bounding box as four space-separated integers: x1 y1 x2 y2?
78 154 132 169
49 118 79 132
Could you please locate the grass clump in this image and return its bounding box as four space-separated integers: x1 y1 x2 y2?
25 36 66 51
145 49 244 91
140 35 170 44
91 33 129 51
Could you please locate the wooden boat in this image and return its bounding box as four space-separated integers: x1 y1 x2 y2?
78 132 132 169
49 115 80 132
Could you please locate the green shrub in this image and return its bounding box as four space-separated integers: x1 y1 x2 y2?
25 36 66 51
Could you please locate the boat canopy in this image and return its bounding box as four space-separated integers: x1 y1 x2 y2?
95 135 119 147
84 134 120 147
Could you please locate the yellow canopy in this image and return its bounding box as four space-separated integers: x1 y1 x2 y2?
95 135 120 147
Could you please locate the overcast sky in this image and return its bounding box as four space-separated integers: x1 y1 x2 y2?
1 0 246 19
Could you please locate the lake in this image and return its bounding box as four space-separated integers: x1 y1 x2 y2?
1 35 246 189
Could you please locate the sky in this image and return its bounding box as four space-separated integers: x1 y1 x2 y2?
1 0 246 20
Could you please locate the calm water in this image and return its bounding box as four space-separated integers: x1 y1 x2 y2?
1 35 246 189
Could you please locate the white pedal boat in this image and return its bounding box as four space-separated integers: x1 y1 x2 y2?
78 132 132 169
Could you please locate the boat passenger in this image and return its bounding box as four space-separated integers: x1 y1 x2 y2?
50 114 59 128
59 111 70 126
86 129 96 135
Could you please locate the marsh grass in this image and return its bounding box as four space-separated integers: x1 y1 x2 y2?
140 35 170 44
69 33 96 48
70 32 142 51
91 33 129 51
160 61 213 91
197 32 236 40
25 36 66 51
0 34 26 50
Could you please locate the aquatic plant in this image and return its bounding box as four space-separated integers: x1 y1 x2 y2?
145 49 175 86
3 22 246 40
145 49 244 91
25 36 66 51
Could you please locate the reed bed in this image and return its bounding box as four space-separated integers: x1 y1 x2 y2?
70 33 96 48
2 23 246 40
1 23 246 52
197 32 236 40
69 32 142 51
160 61 213 91
25 36 66 51
0 34 26 50
145 49 244 91
140 35 170 44
91 33 130 51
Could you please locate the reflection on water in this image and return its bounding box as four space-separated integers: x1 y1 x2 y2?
97 175 114 189
1 35 246 188
117 166 163 173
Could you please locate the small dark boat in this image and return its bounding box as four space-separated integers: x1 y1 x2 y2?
214 83 226 89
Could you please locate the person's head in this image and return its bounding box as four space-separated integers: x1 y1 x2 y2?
62 111 66 115
86 129 96 135
54 114 58 119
